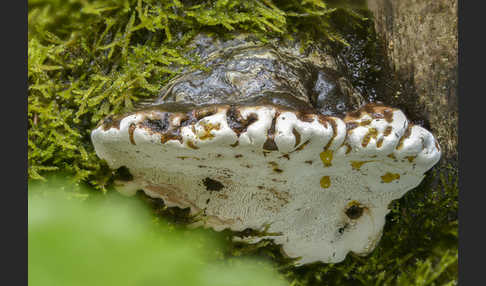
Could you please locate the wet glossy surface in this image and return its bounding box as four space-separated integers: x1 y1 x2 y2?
142 34 363 118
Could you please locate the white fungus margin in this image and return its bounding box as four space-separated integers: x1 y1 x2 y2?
91 103 441 265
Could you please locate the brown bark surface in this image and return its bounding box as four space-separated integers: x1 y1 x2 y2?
367 0 458 164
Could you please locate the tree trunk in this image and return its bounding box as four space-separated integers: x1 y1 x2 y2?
367 0 458 165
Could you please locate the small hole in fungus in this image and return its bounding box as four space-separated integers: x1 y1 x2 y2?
114 166 133 181
345 205 364 219
202 177 224 192
338 223 349 234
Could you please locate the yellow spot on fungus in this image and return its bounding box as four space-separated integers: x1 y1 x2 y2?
387 153 396 160
198 122 221 140
370 128 378 135
347 200 361 208
406 156 416 163
361 128 378 147
360 119 372 126
376 137 384 148
320 149 333 167
320 176 331 188
381 172 400 183
351 161 372 170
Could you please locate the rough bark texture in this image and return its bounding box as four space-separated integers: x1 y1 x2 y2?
367 0 458 165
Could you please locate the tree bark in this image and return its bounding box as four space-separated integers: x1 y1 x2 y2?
367 0 458 165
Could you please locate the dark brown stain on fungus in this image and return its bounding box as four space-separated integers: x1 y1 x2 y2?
136 113 183 144
292 128 301 147
293 139 310 152
186 140 199 149
304 160 313 165
230 141 239 147
170 113 189 127
346 109 362 120
234 154 243 158
344 103 389 121
338 223 349 235
194 106 218 120
383 126 393 137
141 115 170 133
160 133 183 144
179 114 197 127
344 143 352 154
268 161 283 173
387 153 397 160
346 122 359 131
376 137 384 148
281 154 290 160
202 177 224 192
263 116 278 151
316 116 329 129
263 139 278 151
324 118 338 150
114 166 134 181
345 204 364 220
101 115 122 131
268 161 278 168
361 128 378 147
396 124 413 150
128 123 136 145
226 106 258 136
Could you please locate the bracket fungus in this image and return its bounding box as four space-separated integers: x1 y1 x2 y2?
91 35 441 265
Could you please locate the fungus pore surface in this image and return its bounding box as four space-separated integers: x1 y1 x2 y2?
91 35 441 265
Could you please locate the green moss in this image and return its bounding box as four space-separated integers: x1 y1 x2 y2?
28 0 458 285
28 0 364 188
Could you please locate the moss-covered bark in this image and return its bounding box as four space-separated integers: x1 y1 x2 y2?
28 0 458 285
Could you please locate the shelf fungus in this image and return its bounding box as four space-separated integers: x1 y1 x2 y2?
91 35 441 265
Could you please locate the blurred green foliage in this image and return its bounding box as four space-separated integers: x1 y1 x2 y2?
28 176 289 286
